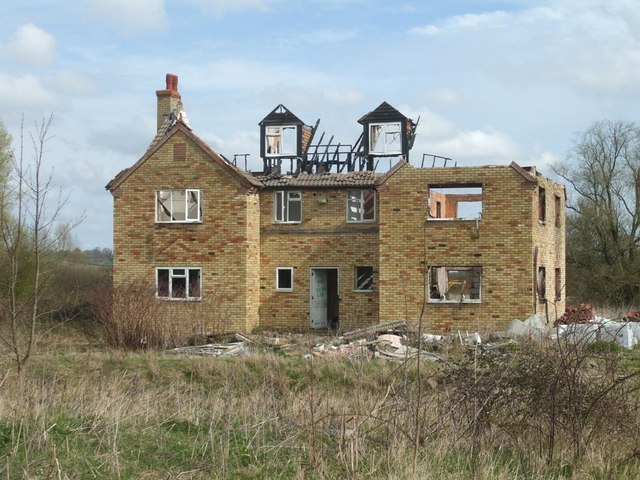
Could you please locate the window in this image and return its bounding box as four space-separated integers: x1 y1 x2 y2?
427 185 482 220
156 189 201 223
428 266 481 302
276 267 293 291
354 266 373 291
537 266 546 300
347 190 375 222
156 267 201 300
274 191 302 223
265 125 297 157
369 122 401 154
555 268 561 300
539 187 546 224
554 194 561 227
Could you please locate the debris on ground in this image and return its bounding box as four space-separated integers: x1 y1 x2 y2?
502 314 547 338
166 342 249 357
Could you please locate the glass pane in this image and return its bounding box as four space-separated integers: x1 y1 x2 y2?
287 196 301 222
172 190 186 221
172 277 187 298
278 269 292 289
188 269 201 298
187 190 200 220
355 267 373 290
347 190 360 221
157 269 169 297
385 123 401 152
275 192 283 221
370 125 382 152
363 190 375 220
157 191 171 221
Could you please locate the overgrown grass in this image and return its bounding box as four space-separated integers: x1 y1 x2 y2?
1 324 639 479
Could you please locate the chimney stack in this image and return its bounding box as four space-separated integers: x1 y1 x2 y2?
156 73 182 131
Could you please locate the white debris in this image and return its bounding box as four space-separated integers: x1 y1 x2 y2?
422 333 444 342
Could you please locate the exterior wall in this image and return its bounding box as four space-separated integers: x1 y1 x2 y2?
532 174 566 322
378 163 549 332
259 188 379 331
111 130 258 334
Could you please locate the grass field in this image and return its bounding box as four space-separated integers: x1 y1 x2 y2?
1 322 639 479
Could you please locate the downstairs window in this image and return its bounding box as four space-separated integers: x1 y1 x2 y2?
428 266 481 302
156 267 201 300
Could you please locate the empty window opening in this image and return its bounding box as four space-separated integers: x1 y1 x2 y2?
156 267 201 300
428 185 482 220
428 266 481 302
537 266 546 300
347 190 375 222
276 267 294 291
554 194 561 227
266 125 297 157
539 187 546 223
369 122 401 155
354 266 373 291
156 189 201 223
274 191 302 223
555 268 561 300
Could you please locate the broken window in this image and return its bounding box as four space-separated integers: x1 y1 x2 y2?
539 187 546 224
156 189 201 223
265 125 297 157
428 266 481 302
274 191 302 223
369 122 401 155
354 266 373 291
554 194 561 227
537 266 546 300
276 267 293 291
347 190 375 222
156 267 201 300
555 267 561 300
427 184 482 220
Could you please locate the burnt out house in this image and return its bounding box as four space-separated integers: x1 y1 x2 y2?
106 74 566 334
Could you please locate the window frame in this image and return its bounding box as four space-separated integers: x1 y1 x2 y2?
156 266 202 301
427 184 483 221
276 267 294 292
427 266 482 303
265 125 298 157
354 266 374 292
155 189 202 223
346 189 376 223
554 194 562 227
274 190 302 223
538 187 546 224
369 122 402 155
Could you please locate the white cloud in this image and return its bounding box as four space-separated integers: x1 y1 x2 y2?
0 73 59 110
186 0 271 16
292 29 357 46
0 24 56 66
322 88 364 107
421 129 521 164
409 11 509 36
89 0 166 32
51 71 100 97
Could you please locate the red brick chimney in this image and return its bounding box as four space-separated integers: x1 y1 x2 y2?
156 73 182 131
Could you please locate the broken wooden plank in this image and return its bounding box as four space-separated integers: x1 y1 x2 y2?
342 320 407 341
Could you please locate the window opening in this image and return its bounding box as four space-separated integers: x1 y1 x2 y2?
274 191 302 223
554 194 561 227
156 267 201 300
428 185 482 220
555 268 561 300
266 125 297 157
276 267 293 291
354 266 373 291
428 266 481 302
156 189 201 223
369 122 401 155
539 187 546 223
347 190 375 222
538 266 546 300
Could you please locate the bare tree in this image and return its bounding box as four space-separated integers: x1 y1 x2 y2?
0 115 80 373
554 120 640 305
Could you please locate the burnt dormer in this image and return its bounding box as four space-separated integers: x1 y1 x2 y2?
357 102 417 163
259 104 316 174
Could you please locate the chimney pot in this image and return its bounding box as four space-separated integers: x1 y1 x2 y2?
166 73 179 92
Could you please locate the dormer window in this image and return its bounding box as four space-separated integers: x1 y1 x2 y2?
265 125 297 157
369 122 402 155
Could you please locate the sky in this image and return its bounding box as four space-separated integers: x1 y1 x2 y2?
1 0 639 249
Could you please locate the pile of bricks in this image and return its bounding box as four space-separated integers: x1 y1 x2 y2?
627 311 640 322
555 304 595 325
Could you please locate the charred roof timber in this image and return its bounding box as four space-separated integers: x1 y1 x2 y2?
258 101 419 176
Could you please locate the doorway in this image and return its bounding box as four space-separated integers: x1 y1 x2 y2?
310 268 339 329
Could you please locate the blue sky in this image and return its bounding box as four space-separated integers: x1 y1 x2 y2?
2 0 639 248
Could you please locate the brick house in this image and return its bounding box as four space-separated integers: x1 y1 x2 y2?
106 74 565 334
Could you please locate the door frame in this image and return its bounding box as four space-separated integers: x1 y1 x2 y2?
309 267 339 329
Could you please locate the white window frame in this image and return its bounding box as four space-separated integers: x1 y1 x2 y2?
265 125 298 157
369 122 402 155
427 266 482 303
354 266 374 292
156 267 202 300
276 267 294 292
274 191 302 223
156 189 202 223
346 190 376 223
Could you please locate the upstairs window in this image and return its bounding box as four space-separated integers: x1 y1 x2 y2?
554 194 561 227
369 122 401 155
428 266 482 303
265 125 297 157
347 190 375 222
156 189 201 223
274 191 302 223
539 187 546 224
427 185 482 220
156 267 201 300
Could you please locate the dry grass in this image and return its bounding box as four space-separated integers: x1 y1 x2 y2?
0 324 639 479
